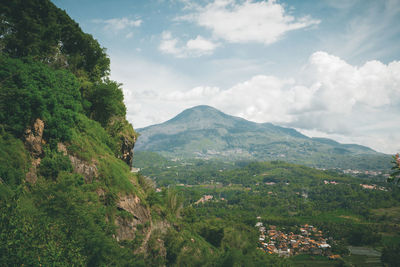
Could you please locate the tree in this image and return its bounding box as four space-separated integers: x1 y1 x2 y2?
388 154 400 184
85 79 126 127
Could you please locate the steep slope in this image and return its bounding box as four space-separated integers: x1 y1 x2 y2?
136 105 390 170
2 2 274 266
0 1 151 265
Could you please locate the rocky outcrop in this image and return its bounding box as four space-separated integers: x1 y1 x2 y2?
115 216 138 241
119 135 135 168
57 142 99 183
68 156 98 183
106 116 137 168
24 118 45 157
115 194 150 241
25 158 40 184
24 118 45 183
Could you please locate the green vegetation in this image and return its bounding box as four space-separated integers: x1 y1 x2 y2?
1 0 398 266
1 0 109 81
0 0 144 265
135 153 400 266
0 55 82 141
388 154 400 183
135 105 391 171
0 131 29 186
0 1 291 265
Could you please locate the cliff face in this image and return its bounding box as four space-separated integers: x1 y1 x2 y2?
24 118 45 184
23 117 150 248
115 194 151 241
119 135 135 168
0 1 157 264
106 116 137 169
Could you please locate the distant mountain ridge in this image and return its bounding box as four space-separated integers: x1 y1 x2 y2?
135 105 390 170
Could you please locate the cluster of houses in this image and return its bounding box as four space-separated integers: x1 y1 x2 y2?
360 184 387 191
323 180 388 191
255 220 339 258
324 180 339 185
195 195 213 204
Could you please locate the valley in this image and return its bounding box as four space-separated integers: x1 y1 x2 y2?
134 151 400 266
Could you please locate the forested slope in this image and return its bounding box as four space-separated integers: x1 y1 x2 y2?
0 1 290 266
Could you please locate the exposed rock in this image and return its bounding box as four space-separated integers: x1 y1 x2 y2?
24 118 45 158
107 116 137 168
117 194 150 222
57 142 68 156
115 194 150 241
24 118 45 183
68 156 98 183
119 135 135 168
25 158 40 184
95 188 105 197
115 216 138 241
56 142 98 183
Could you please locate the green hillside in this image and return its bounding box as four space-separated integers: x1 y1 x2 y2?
0 1 292 266
136 105 391 170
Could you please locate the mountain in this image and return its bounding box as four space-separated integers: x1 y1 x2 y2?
136 105 390 170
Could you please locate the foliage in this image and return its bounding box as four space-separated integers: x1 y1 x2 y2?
85 79 126 126
38 148 73 180
0 174 142 266
139 154 400 253
166 189 184 219
0 55 82 141
0 0 147 266
381 243 400 267
388 154 400 184
0 130 29 186
0 0 110 81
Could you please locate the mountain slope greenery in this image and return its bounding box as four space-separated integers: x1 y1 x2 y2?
136 105 391 170
0 1 292 266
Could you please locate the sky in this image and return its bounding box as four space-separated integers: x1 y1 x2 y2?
52 0 400 154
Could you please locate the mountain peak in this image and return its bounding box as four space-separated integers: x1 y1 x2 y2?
144 105 249 132
136 106 389 170
169 105 230 122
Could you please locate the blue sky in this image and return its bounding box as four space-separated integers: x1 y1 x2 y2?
53 0 400 153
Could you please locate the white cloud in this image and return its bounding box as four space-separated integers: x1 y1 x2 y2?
94 17 142 33
120 51 400 153
109 53 197 128
159 31 218 57
186 36 219 53
178 0 320 44
159 31 181 56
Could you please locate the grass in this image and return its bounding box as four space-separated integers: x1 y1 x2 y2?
381 234 400 247
343 255 382 267
343 246 382 267
371 206 400 223
67 114 145 198
290 254 339 267
348 246 381 256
